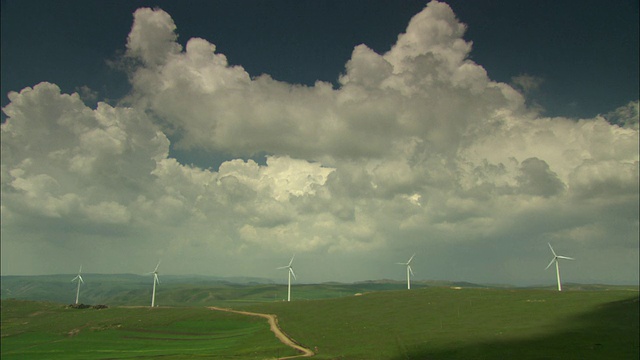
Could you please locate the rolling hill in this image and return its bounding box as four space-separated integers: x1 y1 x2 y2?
249 286 639 359
1 274 438 306
1 278 637 359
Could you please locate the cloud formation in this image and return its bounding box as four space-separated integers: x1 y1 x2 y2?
511 74 544 95
1 1 638 284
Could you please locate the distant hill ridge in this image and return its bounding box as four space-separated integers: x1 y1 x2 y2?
2 274 636 306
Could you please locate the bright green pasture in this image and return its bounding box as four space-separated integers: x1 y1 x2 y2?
251 287 639 359
0 300 296 360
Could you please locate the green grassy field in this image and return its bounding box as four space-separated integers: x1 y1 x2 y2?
0 300 297 359
250 287 639 359
2 286 638 359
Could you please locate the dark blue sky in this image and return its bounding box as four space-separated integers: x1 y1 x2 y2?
2 0 638 119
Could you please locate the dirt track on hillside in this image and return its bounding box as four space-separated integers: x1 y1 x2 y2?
208 306 314 359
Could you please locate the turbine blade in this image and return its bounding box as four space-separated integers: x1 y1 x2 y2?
154 273 160 284
408 254 415 264
290 267 296 280
408 265 414 276
277 266 289 270
545 258 556 270
557 256 574 260
288 255 295 267
154 260 161 272
548 243 557 256
78 275 84 283
72 275 79 282
79 265 82 274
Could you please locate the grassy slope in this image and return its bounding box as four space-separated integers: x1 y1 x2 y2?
2 286 638 360
0 300 296 360
249 287 639 360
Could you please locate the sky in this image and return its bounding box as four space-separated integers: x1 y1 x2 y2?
1 0 638 286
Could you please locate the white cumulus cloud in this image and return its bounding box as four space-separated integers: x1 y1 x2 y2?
1 1 637 285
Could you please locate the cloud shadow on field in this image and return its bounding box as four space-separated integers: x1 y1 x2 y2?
393 296 639 360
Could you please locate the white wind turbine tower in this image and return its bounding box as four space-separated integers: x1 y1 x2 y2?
397 254 415 290
277 255 296 302
71 265 84 304
147 260 161 307
546 243 574 291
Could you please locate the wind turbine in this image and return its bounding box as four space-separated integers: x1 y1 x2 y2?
546 243 574 291
397 254 415 290
277 255 296 301
147 260 161 307
71 265 84 304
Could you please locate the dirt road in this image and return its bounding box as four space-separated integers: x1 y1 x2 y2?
208 306 314 359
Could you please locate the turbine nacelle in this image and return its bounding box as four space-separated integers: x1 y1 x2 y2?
397 254 415 266
146 260 161 278
71 265 84 283
277 255 296 279
545 243 575 269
